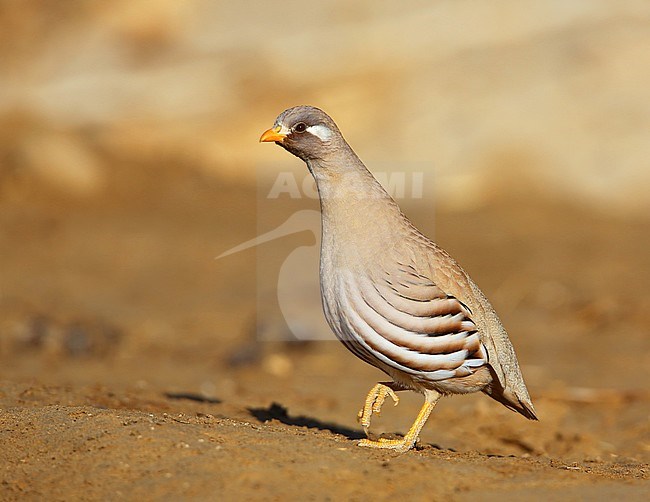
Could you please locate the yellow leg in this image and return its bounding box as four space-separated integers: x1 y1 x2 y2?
357 383 400 434
358 391 441 453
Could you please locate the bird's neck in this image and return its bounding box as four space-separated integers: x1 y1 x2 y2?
307 154 410 263
308 154 399 212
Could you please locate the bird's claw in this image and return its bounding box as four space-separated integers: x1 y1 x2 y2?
358 436 414 453
357 383 400 433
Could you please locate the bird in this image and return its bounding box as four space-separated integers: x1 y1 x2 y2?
259 105 537 452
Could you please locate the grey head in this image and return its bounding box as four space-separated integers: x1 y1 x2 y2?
259 105 346 162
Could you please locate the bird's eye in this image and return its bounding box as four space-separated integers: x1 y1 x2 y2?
293 122 307 133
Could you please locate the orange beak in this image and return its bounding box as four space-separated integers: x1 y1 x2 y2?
259 125 286 143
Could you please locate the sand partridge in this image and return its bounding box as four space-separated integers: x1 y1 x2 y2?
260 106 537 452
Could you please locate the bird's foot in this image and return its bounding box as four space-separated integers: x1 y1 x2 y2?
357 396 439 453
357 383 400 434
358 436 415 453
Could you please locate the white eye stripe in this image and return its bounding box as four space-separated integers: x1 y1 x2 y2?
306 124 333 141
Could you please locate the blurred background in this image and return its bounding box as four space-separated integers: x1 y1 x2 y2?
1 0 649 466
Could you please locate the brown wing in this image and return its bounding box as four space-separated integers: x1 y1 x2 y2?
340 264 488 381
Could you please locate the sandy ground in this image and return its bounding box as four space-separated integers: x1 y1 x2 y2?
1 156 649 500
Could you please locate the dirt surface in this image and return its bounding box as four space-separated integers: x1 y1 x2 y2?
0 153 648 501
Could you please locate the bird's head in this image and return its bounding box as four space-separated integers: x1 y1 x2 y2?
260 106 342 161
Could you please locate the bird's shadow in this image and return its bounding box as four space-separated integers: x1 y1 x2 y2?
248 402 365 440
165 395 451 451
164 391 222 404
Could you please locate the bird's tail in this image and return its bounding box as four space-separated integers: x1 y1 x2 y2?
483 383 538 420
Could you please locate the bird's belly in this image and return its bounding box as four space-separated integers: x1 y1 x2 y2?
320 269 391 373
